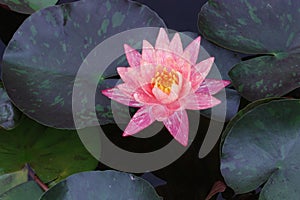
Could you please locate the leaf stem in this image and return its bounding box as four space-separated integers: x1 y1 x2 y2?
27 165 49 191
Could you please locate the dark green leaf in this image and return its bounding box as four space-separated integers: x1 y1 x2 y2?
198 0 300 100
221 99 300 200
2 0 165 129
0 117 98 184
40 170 162 200
0 0 58 14
0 181 43 200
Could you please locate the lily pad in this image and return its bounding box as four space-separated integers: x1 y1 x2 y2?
0 0 58 14
0 83 22 130
2 0 165 129
40 170 162 200
198 0 300 101
0 168 28 195
0 117 98 184
221 99 300 200
0 181 43 200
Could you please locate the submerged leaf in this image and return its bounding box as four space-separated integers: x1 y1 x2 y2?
0 168 28 195
0 117 98 184
0 181 43 200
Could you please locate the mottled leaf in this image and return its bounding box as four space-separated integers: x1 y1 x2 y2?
2 0 165 129
0 117 98 184
0 168 28 195
0 181 43 200
198 0 300 100
40 170 162 200
0 83 22 129
221 99 300 200
0 0 58 14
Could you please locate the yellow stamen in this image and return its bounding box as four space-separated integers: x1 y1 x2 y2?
151 66 179 95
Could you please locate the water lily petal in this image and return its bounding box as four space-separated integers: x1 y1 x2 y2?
102 87 142 107
124 44 142 68
166 101 181 111
123 106 155 136
152 86 178 104
155 28 170 50
117 67 139 88
141 40 156 65
139 63 156 87
117 83 135 95
173 57 191 80
183 36 201 65
182 92 221 110
169 33 183 55
133 87 158 104
163 109 189 146
151 104 170 121
197 79 231 95
178 80 192 99
190 57 215 91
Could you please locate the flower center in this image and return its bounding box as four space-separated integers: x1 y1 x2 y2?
151 67 179 95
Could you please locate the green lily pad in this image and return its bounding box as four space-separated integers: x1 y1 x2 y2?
0 168 28 195
0 0 58 14
0 181 43 200
0 83 22 130
2 0 165 129
0 117 98 184
40 170 162 200
198 0 300 101
221 99 300 200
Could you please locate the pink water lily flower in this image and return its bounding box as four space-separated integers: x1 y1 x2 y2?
102 28 230 146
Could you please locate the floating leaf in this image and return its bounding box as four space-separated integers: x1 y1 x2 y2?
0 181 43 200
221 99 300 200
0 0 58 14
0 168 28 195
2 0 165 129
0 83 22 130
198 0 300 100
0 117 98 184
40 170 162 200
